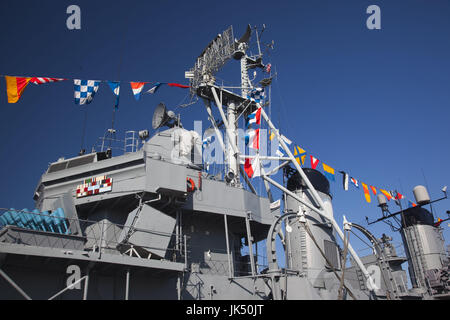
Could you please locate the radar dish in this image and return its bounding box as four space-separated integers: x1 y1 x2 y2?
152 102 168 129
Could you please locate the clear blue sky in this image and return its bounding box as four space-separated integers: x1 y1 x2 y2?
0 0 449 263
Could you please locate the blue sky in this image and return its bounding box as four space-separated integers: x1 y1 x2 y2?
0 0 449 266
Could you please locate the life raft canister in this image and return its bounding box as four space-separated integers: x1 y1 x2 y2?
186 177 196 192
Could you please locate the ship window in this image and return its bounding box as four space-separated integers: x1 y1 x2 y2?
67 154 96 168
47 161 68 173
47 154 97 173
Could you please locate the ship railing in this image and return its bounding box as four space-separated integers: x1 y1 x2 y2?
185 244 268 278
0 209 191 265
94 136 126 155
92 130 142 156
234 252 268 277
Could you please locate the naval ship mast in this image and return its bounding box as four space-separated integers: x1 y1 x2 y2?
185 24 377 298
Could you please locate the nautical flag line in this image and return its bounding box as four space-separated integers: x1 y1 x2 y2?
2 74 189 104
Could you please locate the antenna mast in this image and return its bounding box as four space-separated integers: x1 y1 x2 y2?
185 25 378 295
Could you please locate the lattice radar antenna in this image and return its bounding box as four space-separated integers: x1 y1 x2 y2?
185 25 255 96
185 26 234 95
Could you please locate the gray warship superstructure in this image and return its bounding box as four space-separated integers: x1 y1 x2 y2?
0 25 448 300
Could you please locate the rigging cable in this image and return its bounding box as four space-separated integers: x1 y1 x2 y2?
350 229 375 250
338 229 350 300
79 106 88 154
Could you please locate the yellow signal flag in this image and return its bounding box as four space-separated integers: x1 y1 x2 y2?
269 130 275 141
361 182 371 203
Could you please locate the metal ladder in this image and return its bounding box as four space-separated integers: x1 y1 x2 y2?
355 267 366 290
377 252 399 299
124 131 139 154
299 226 308 275
405 226 427 287
413 226 428 272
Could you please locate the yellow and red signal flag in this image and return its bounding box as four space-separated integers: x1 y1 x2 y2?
434 218 444 227
5 76 31 103
380 189 393 201
361 182 371 203
370 185 377 195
